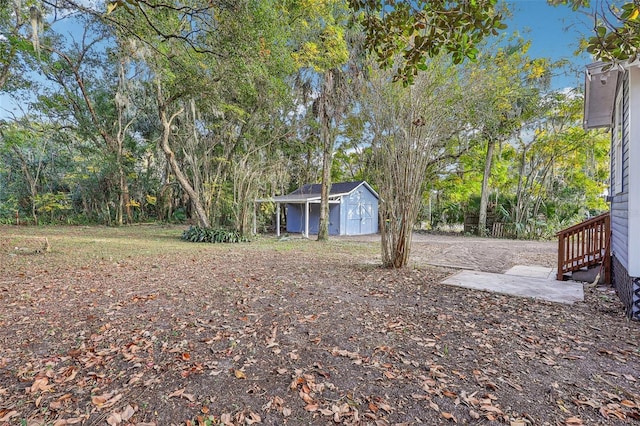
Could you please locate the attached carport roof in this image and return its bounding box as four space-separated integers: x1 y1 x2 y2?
584 62 621 130
256 194 340 204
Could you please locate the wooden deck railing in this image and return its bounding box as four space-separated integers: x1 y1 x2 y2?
556 212 610 282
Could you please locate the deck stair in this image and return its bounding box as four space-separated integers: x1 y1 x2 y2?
556 212 610 283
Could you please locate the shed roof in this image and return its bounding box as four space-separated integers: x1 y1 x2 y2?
263 181 378 204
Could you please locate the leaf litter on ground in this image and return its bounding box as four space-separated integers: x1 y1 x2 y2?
1 226 639 425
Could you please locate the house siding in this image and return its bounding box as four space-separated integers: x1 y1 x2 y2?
611 193 629 270
627 67 640 277
610 71 630 271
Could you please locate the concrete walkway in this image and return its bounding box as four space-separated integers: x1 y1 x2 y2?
441 265 584 304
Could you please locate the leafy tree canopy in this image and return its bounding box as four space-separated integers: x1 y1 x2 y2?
347 0 506 85
552 0 640 64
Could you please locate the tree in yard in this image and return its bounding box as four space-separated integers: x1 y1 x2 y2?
0 0 44 92
31 19 142 226
0 120 48 224
469 42 552 236
362 58 478 268
509 92 609 237
103 0 296 229
287 1 353 241
314 67 350 241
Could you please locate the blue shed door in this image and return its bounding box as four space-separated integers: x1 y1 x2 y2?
347 190 375 235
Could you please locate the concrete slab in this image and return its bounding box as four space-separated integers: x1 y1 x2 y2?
504 265 555 280
441 270 584 304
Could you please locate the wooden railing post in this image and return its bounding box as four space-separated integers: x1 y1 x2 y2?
604 213 611 285
557 230 566 280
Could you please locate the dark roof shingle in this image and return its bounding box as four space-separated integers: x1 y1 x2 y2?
289 181 365 196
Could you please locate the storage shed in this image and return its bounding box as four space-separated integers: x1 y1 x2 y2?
264 181 379 237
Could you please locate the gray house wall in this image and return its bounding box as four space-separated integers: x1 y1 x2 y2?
611 71 630 271
611 69 639 320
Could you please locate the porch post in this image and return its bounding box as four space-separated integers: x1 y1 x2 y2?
305 201 309 238
253 202 257 235
276 203 281 237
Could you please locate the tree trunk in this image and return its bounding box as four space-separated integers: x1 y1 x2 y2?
317 70 335 242
13 146 41 225
317 127 332 241
157 85 211 228
478 137 495 236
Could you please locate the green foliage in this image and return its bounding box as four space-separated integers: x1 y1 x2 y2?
551 0 640 65
181 226 249 244
34 192 72 223
349 0 506 85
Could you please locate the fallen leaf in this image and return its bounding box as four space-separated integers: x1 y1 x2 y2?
245 412 261 424
441 412 457 422
91 394 108 406
168 388 195 402
0 411 18 422
54 417 86 425
442 390 457 399
234 369 247 379
121 405 136 421
30 377 53 393
220 413 233 425
378 402 392 413
621 399 636 408
106 412 122 426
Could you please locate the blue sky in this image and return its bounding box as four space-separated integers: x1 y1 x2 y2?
503 0 595 90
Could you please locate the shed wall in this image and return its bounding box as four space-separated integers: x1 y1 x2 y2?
344 187 379 235
285 203 340 235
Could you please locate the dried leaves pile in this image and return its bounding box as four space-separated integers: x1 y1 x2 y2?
1 230 639 425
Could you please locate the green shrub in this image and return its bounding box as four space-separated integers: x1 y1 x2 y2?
181 226 249 243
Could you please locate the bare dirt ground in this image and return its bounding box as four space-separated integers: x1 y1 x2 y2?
1 226 639 426
341 233 558 273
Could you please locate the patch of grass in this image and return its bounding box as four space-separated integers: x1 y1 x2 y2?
0 225 380 273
